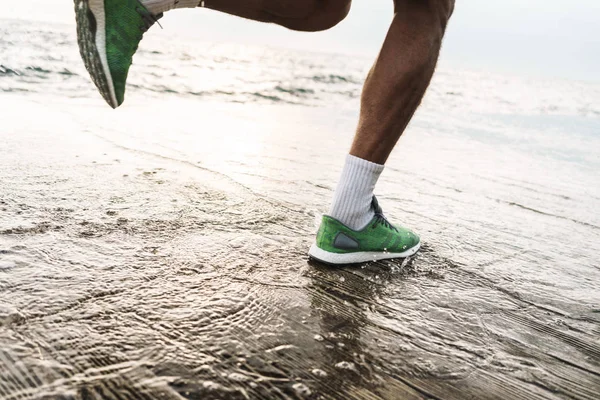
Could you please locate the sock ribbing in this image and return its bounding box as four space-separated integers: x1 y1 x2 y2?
141 0 200 15
328 154 384 230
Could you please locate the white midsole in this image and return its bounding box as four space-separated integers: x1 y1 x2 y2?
88 0 118 107
308 242 421 265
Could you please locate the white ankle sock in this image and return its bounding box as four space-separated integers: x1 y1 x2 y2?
328 154 385 230
140 0 201 15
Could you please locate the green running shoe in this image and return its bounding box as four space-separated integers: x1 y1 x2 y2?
309 197 420 265
74 0 162 108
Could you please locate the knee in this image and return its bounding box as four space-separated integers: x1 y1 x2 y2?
439 0 455 27
277 0 351 32
311 0 352 31
395 0 455 32
430 0 454 35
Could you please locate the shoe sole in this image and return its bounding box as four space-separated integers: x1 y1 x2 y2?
308 242 421 265
75 0 119 108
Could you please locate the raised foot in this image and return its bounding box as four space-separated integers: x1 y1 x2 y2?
74 0 162 108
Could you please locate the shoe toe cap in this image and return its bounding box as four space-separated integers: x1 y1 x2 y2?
393 228 420 252
410 231 421 246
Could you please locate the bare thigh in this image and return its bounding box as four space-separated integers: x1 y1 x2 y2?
204 0 352 32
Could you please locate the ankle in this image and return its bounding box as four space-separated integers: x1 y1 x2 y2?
328 155 384 230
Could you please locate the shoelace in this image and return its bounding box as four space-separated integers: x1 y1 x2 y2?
139 11 163 33
371 196 399 232
135 2 163 41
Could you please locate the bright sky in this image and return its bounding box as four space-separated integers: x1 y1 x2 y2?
5 0 600 82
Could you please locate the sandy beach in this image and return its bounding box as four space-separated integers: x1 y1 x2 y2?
1 91 599 399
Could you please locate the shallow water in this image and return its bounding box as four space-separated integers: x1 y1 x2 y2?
1 19 600 400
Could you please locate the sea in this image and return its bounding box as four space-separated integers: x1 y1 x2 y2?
0 17 599 400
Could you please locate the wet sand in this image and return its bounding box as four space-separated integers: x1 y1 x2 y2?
1 95 599 400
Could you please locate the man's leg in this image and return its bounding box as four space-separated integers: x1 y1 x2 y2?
310 0 454 264
143 0 352 32
351 0 454 164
